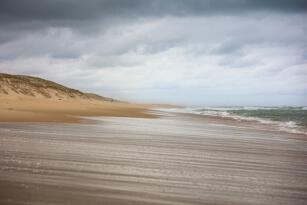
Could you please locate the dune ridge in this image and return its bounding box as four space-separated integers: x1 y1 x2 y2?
0 73 116 101
0 73 155 122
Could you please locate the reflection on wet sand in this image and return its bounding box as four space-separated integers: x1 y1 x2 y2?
0 113 307 205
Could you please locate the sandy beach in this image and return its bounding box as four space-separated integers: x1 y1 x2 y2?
1 111 306 205
0 96 157 123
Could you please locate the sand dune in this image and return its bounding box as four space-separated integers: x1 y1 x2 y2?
0 73 156 122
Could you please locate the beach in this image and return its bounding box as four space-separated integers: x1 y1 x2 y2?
0 96 157 123
1 111 306 205
1 0 306 204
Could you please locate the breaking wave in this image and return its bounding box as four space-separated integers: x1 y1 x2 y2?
158 106 307 135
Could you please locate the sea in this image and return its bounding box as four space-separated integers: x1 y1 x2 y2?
159 106 307 135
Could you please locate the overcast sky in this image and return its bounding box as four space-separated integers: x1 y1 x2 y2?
0 0 306 106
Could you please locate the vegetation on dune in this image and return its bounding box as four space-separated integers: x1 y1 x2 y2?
0 73 115 102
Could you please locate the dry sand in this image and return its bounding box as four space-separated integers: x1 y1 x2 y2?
0 73 178 123
0 96 157 123
0 112 307 205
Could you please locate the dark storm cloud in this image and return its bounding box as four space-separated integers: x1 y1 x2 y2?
0 0 306 44
0 0 306 24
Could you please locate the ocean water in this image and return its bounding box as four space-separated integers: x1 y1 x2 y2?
159 106 307 135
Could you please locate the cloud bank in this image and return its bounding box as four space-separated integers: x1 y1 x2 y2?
0 0 306 106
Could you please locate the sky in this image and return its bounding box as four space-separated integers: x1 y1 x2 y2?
0 0 307 106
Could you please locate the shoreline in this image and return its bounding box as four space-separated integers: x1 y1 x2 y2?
1 96 305 139
154 108 307 137
1 97 306 140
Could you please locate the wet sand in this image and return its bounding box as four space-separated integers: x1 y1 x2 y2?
0 112 307 205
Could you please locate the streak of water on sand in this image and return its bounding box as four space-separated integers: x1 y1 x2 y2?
0 113 307 205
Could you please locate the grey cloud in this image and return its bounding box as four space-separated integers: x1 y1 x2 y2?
0 1 306 105
87 55 144 69
211 40 244 55
0 0 306 45
0 0 306 36
1 0 306 23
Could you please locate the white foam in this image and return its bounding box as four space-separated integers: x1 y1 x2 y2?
156 107 307 135
196 106 306 111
